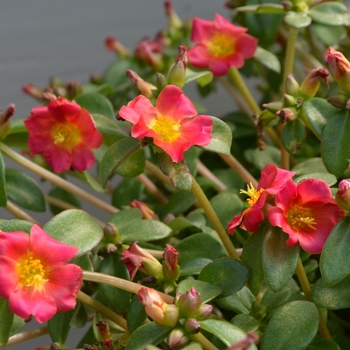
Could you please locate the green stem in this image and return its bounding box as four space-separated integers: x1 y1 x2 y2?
6 201 40 224
191 333 219 350
137 173 168 205
295 258 332 340
191 176 240 260
77 291 128 330
196 159 227 191
0 142 118 215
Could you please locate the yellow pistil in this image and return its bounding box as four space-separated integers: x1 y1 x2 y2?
150 115 181 142
17 256 48 290
52 123 79 147
287 204 316 230
240 183 264 207
208 33 234 58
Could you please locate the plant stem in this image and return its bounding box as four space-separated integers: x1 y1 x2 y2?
77 291 128 330
191 176 240 260
219 154 258 188
5 201 40 224
295 258 332 340
82 271 174 304
0 142 118 215
137 173 168 205
6 325 48 346
196 160 227 191
191 333 219 350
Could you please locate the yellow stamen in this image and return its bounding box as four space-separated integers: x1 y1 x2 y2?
150 115 181 142
287 204 316 230
208 33 234 58
52 123 79 147
240 183 264 207
17 256 48 290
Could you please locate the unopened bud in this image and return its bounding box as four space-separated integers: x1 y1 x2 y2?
300 67 329 97
168 46 188 88
283 94 297 107
66 80 82 98
103 223 120 243
22 83 43 100
135 40 163 70
167 328 190 349
276 108 297 123
126 70 157 99
176 287 202 318
164 1 182 29
184 318 200 334
0 103 15 139
262 101 283 114
197 303 214 320
130 200 158 220
285 74 300 96
156 72 168 91
162 244 180 282
327 92 349 109
281 0 293 10
105 36 130 58
336 179 350 211
42 92 57 102
226 332 260 350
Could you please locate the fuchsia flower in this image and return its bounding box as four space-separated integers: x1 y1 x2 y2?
268 179 345 254
188 14 258 76
0 225 82 323
24 97 103 173
118 85 213 162
227 164 295 233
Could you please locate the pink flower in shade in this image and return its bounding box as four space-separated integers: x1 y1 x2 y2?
187 14 258 76
268 179 345 254
24 97 103 173
227 164 296 234
0 224 82 323
118 85 213 163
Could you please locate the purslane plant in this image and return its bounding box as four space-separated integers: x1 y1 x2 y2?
1 1 350 349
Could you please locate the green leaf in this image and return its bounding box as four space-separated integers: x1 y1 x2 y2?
198 257 249 297
112 177 143 209
216 287 255 314
0 298 14 347
202 116 232 156
79 171 107 193
199 319 257 349
235 3 285 13
312 274 350 309
281 118 306 153
242 225 267 295
44 209 103 256
185 68 213 87
306 339 340 350
48 309 75 344
231 314 260 333
103 59 137 87
0 219 33 233
0 152 6 207
127 295 147 333
48 186 81 215
177 280 223 303
5 168 45 212
75 92 115 119
108 208 143 230
99 254 131 312
70 302 88 329
292 157 328 176
261 301 319 350
321 110 350 177
254 46 281 73
321 216 350 286
285 12 312 28
164 192 196 217
294 172 337 186
313 24 346 46
308 2 347 26
158 152 192 192
262 227 299 292
125 322 171 350
250 145 281 170
302 98 339 139
175 233 226 276
99 137 143 188
120 219 172 242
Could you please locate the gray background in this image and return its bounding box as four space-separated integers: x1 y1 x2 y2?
1 1 234 349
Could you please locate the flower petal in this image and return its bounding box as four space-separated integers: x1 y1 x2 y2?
208 58 231 76
191 17 215 43
275 180 297 212
296 179 332 205
188 45 211 69
180 115 213 146
153 136 190 163
75 110 103 148
258 164 295 194
48 97 81 122
0 256 19 299
242 208 264 232
0 231 29 260
227 213 244 234
119 95 156 125
235 34 259 59
43 143 72 173
71 144 96 172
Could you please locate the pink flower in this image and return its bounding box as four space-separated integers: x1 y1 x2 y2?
268 179 345 254
188 14 258 76
24 97 103 173
0 224 82 323
118 85 213 162
227 164 295 233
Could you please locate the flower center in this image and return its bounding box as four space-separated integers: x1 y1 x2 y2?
17 257 48 289
287 204 316 230
52 123 80 147
240 183 264 207
208 33 234 58
150 115 181 142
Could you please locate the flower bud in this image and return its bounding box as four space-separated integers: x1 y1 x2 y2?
0 103 15 139
121 241 162 280
103 222 120 243
300 67 329 97
176 287 202 318
105 36 130 58
336 179 350 211
262 101 284 114
130 200 158 220
135 40 163 70
184 318 200 334
327 92 349 109
22 83 43 100
197 303 214 320
226 332 259 350
285 74 300 96
156 72 168 91
164 1 182 29
126 70 157 99
168 46 188 88
162 244 180 282
276 108 297 123
138 288 179 328
167 328 190 349
283 94 297 107
325 47 350 93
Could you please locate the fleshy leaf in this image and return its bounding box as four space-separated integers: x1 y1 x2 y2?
308 2 347 26
48 309 75 344
235 3 285 13
0 298 14 347
254 46 281 73
185 68 213 87
284 11 312 29
75 92 115 119
127 295 147 334
281 118 306 154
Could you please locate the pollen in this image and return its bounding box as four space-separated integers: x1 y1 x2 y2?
208 33 234 58
240 183 264 207
287 204 316 230
17 256 48 289
52 123 79 147
150 115 181 142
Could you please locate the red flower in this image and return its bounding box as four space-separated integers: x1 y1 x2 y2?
187 14 258 76
268 179 345 254
118 85 213 162
0 224 82 323
24 97 103 173
227 164 295 233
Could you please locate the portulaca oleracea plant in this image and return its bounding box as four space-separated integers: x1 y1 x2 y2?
2 1 350 349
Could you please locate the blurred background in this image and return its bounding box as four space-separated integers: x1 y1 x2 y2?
0 1 234 349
